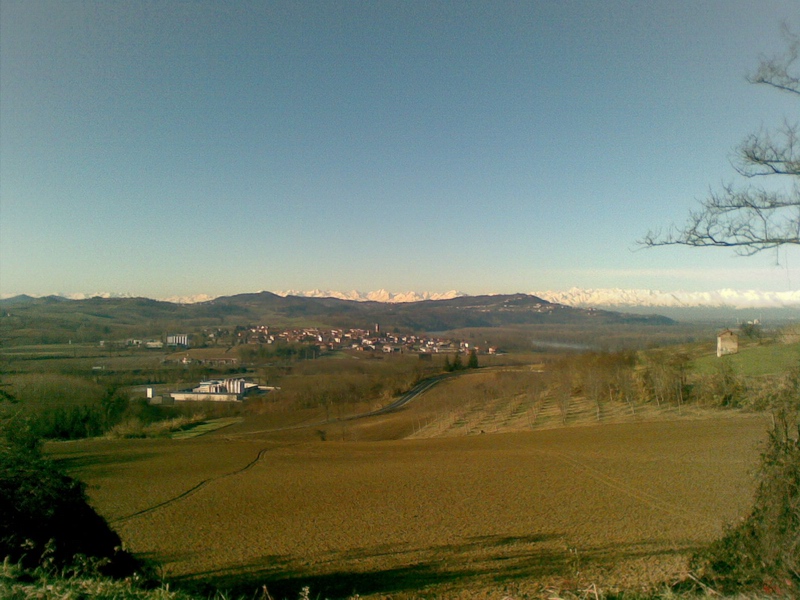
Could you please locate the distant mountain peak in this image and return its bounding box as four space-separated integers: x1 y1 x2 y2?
275 289 468 303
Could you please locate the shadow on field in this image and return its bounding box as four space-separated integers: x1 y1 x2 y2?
180 563 466 600
54 450 159 471
172 535 704 599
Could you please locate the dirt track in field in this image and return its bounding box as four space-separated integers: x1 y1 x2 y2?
51 410 769 599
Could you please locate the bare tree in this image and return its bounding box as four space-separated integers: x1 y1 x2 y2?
640 30 800 586
580 357 607 422
642 26 799 254
550 361 574 425
613 367 638 416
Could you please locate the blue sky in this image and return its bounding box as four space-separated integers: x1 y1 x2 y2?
2 1 799 299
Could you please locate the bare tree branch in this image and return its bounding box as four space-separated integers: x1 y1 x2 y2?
642 26 800 254
735 122 800 178
748 24 800 97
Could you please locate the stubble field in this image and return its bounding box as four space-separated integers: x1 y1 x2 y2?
50 406 769 599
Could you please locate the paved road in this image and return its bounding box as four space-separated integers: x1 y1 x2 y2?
342 373 453 419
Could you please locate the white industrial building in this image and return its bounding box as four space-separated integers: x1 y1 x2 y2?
170 378 258 402
167 334 189 347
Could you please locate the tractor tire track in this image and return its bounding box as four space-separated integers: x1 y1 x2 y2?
533 447 711 521
112 443 297 524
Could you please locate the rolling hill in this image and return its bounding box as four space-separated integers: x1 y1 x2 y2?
0 292 673 346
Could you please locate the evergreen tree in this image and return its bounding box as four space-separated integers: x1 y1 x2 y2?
468 349 479 369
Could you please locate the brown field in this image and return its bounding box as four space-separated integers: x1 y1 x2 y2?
49 377 770 600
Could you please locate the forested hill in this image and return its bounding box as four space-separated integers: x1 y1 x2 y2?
0 292 674 346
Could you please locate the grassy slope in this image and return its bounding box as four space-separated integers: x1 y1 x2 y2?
692 340 800 377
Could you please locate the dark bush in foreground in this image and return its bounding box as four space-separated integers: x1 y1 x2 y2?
0 444 140 577
691 371 800 594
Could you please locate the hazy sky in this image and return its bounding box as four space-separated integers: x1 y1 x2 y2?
2 1 799 299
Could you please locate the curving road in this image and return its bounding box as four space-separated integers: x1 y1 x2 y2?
342 373 453 419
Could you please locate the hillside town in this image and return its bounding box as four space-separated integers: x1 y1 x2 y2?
124 324 498 361
234 324 498 356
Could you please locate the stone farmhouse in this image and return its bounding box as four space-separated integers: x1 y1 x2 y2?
716 329 738 357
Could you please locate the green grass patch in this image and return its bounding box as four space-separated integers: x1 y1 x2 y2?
692 341 800 377
171 417 243 439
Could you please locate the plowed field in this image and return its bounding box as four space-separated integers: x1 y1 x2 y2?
50 412 768 599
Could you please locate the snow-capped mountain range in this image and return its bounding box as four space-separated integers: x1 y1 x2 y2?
274 289 465 303
534 288 800 310
276 288 800 309
4 288 800 309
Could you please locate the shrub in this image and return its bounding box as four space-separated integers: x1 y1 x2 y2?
4 375 134 440
693 360 747 407
106 413 206 439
